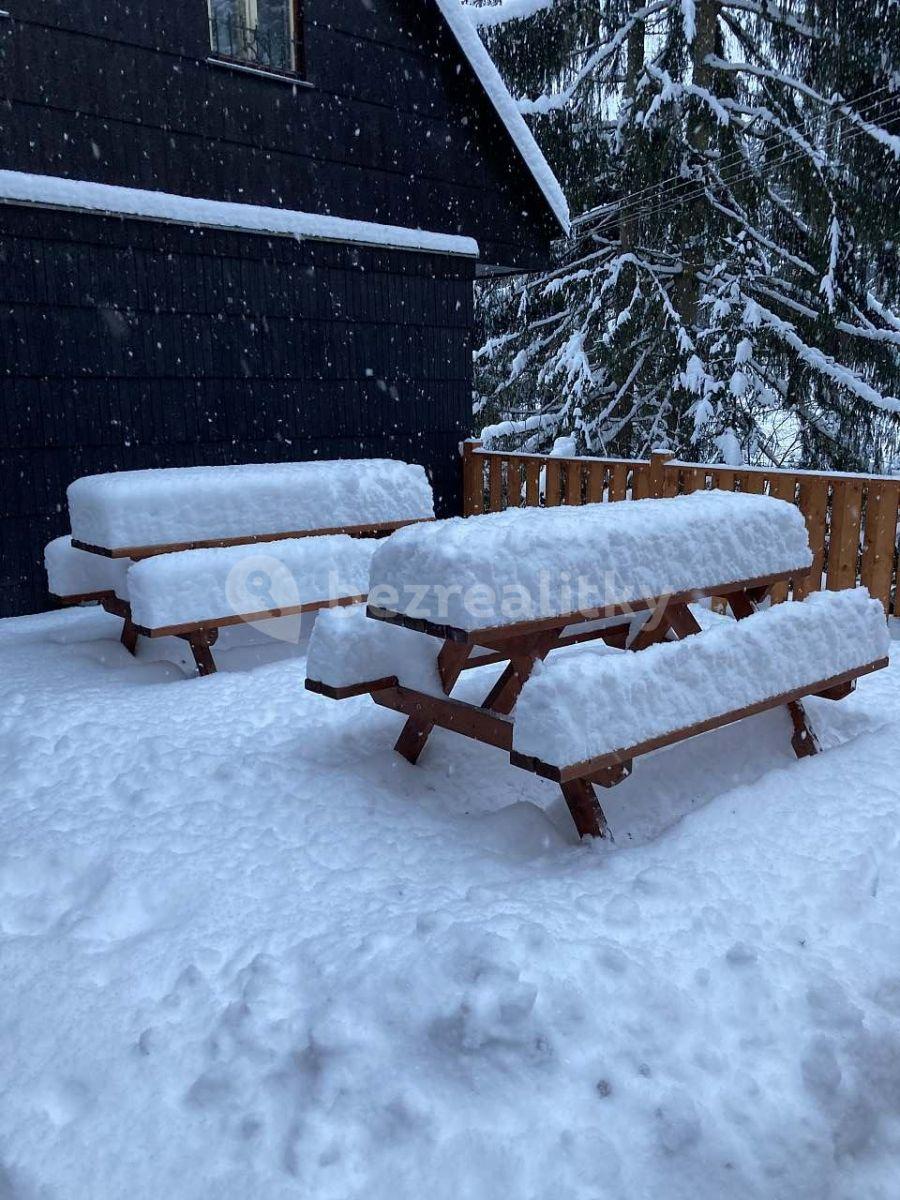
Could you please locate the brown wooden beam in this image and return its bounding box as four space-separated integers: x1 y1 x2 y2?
305 675 399 700
53 589 116 607
135 593 365 639
437 641 472 694
815 679 856 701
788 700 821 758
100 595 130 620
182 628 219 676
560 779 610 839
590 760 633 788
479 631 559 715
665 602 703 639
372 686 513 753
71 518 433 560
367 566 805 646
120 616 139 657
306 621 635 703
394 717 434 765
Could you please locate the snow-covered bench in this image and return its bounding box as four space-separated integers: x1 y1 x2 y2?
127 536 376 674
51 458 434 673
305 493 889 840
510 588 889 835
45 537 138 651
45 536 130 605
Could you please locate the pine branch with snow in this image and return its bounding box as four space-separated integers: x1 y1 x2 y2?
475 0 900 471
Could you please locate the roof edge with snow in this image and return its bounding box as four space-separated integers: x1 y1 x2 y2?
0 170 481 257
433 0 570 236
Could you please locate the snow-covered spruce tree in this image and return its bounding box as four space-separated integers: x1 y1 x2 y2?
474 0 900 471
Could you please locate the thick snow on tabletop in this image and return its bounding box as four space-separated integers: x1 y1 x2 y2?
369 491 812 632
127 536 377 631
44 536 130 600
514 589 889 768
307 605 444 695
68 460 434 551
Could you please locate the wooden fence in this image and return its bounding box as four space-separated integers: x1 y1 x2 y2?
461 441 900 615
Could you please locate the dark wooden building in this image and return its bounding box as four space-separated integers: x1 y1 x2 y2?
0 0 567 616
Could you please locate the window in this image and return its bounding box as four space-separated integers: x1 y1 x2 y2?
208 0 302 76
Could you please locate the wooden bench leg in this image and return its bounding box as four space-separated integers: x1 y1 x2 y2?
560 779 610 839
394 716 435 764
727 589 822 760
788 699 821 758
120 616 139 657
185 629 219 677
393 641 472 765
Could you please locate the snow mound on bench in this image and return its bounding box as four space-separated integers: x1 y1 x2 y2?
127 536 376 631
68 460 434 551
370 491 812 632
306 605 444 696
45 536 130 601
514 589 889 769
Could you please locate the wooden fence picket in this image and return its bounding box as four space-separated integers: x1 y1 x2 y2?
860 482 899 612
609 462 628 501
768 473 798 603
524 459 540 508
587 461 605 503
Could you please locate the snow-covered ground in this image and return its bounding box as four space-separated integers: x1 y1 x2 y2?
2 606 900 1199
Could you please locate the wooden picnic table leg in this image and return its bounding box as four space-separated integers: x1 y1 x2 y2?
628 605 672 651
184 629 219 677
438 641 472 693
629 599 701 650
481 631 560 715
559 761 631 840
394 640 472 764
394 714 435 764
664 601 702 639
560 779 610 839
724 587 821 760
788 699 822 758
120 616 139 657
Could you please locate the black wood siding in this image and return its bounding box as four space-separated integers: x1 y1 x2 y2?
0 206 474 616
0 1 559 269
0 0 560 614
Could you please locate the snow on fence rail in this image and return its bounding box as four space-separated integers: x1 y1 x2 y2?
461 441 900 616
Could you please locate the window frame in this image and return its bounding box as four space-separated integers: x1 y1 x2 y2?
207 0 306 83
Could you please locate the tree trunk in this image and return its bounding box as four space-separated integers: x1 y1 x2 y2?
670 0 719 446
619 2 646 255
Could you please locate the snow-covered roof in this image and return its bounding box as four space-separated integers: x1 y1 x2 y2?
0 170 480 257
433 0 570 235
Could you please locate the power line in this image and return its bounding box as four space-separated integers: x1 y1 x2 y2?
574 83 897 233
574 81 896 228
521 112 899 295
576 98 900 240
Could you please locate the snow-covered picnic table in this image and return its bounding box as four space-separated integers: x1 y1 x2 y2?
48 460 434 674
307 492 889 839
